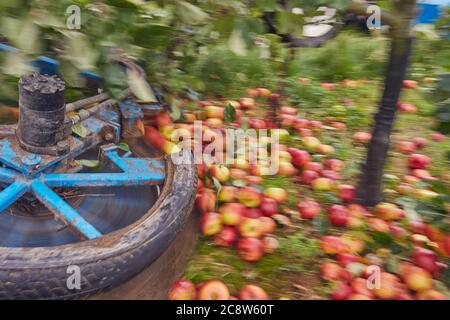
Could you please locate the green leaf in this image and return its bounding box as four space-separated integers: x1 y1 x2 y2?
72 122 89 138
232 179 247 188
117 142 130 152
223 104 236 123
75 159 100 167
211 176 222 192
177 1 209 24
228 28 247 56
313 214 329 235
169 102 182 121
127 69 157 103
130 24 172 49
256 0 278 11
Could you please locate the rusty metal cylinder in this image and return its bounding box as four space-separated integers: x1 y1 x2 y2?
17 73 68 149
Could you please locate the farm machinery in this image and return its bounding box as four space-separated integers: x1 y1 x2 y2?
0 45 196 299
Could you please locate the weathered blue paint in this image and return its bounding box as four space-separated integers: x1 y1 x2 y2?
31 181 101 239
32 56 60 75
0 179 29 212
0 166 19 184
0 43 19 53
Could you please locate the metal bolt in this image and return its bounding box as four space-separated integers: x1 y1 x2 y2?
21 153 42 167
104 132 115 142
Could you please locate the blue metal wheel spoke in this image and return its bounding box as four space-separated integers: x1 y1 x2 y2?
42 171 164 188
0 180 28 212
31 181 101 240
0 166 19 184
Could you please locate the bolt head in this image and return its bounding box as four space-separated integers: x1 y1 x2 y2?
21 153 41 166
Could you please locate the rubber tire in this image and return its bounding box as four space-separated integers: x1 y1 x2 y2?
0 150 197 300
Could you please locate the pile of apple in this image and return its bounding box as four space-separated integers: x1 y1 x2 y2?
169 279 269 300
142 83 448 300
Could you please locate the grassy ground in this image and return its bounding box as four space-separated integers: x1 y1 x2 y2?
183 77 449 299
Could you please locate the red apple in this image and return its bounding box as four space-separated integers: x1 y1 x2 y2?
403 79 418 89
417 289 447 300
412 137 428 149
312 177 334 191
407 220 427 235
337 184 355 204
210 165 230 183
200 212 222 236
196 188 216 214
374 202 403 221
239 97 255 109
404 266 433 292
320 235 345 254
304 162 323 173
297 199 321 219
217 186 238 202
337 253 360 267
280 114 296 127
280 106 297 115
397 141 416 154
353 132 371 144
239 218 263 238
144 126 166 149
331 282 352 300
297 128 313 137
302 136 321 152
155 112 173 129
398 102 417 113
214 226 238 247
408 153 431 170
249 118 267 129
351 277 374 297
368 218 390 233
347 204 370 218
324 159 344 172
237 237 264 262
294 118 309 129
237 187 262 208
321 262 343 281
219 202 245 226
263 187 288 204
197 280 230 300
168 279 196 300
320 82 336 90
328 205 349 227
287 148 311 167
277 161 297 176
257 87 271 97
431 132 445 142
244 207 263 219
372 272 402 299
259 216 276 234
239 285 269 300
411 247 440 274
259 197 279 217
299 170 319 185
322 170 342 180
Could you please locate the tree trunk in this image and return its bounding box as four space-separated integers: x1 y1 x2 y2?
356 0 416 207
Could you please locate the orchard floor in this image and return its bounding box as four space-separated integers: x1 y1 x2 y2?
181 80 450 299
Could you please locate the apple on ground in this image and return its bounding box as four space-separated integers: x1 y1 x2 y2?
262 236 279 253
353 131 372 144
297 128 313 137
417 289 447 300
411 247 441 274
258 216 276 234
237 187 262 208
302 136 321 152
351 277 374 298
430 132 445 142
263 187 288 204
197 280 231 300
244 207 263 219
168 279 196 300
200 212 222 236
239 285 269 300
324 159 344 172
280 106 297 115
239 97 255 109
257 87 271 97
408 153 431 170
336 253 360 267
277 161 297 176
297 199 321 219
368 218 390 233
320 235 345 254
237 237 265 262
214 226 238 247
372 272 402 299
397 102 417 113
312 177 335 191
239 218 263 238
374 202 404 221
294 118 309 129
397 141 416 154
304 162 323 173
219 202 245 226
317 144 335 155
347 204 370 218
196 188 216 214
321 262 343 281
331 282 352 300
403 79 418 89
412 137 428 149
327 205 349 227
217 186 238 202
249 118 267 129
259 197 279 217
299 170 319 185
288 148 311 167
205 105 225 119
337 184 355 203
403 266 433 292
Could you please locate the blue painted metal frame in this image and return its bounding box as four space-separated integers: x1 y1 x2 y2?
0 146 165 240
